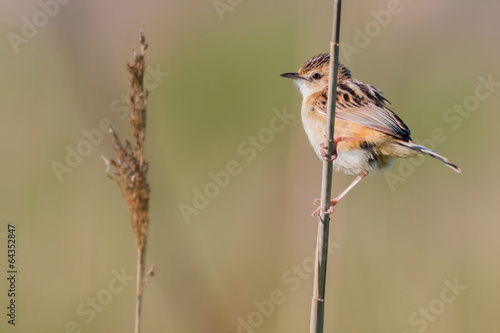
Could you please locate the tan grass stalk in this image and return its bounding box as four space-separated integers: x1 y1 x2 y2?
309 1 342 333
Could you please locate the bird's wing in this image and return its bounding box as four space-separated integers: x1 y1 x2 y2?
314 82 412 141
336 103 411 141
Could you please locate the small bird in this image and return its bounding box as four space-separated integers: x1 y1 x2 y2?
281 53 461 215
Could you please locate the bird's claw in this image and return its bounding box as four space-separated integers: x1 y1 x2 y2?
320 142 336 162
311 198 338 217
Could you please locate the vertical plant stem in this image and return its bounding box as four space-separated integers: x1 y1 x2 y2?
309 1 342 333
135 244 147 333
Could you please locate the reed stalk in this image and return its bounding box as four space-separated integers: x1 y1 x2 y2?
309 2 342 332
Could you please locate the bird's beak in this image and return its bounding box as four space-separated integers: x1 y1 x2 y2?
280 72 303 80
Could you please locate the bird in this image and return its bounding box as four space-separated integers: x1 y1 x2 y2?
281 53 461 215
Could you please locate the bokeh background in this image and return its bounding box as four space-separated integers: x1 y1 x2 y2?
1 0 499 332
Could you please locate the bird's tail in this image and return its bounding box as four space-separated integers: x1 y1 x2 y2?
397 140 462 173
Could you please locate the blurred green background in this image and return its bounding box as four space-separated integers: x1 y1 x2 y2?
0 0 499 332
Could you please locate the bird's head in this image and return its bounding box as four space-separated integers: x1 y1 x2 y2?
281 53 350 99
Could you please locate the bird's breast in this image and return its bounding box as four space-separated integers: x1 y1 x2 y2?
301 103 326 158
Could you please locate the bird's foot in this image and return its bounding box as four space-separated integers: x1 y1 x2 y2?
311 198 339 217
320 142 336 162
320 136 365 162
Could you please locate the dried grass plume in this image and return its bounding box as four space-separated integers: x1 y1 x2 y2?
103 29 151 333
106 31 150 250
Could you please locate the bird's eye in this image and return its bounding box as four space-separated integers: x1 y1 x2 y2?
311 73 321 80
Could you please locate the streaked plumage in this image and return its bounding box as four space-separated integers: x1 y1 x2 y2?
281 53 461 213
